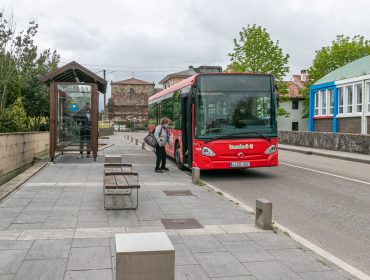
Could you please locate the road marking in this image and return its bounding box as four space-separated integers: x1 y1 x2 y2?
274 222 370 280
200 180 370 280
280 162 370 186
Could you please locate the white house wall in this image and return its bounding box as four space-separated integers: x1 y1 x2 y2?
278 100 308 131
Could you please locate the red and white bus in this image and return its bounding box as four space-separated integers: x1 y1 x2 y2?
148 73 278 170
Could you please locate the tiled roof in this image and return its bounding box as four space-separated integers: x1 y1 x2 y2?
159 68 197 84
111 78 154 86
280 75 307 99
314 55 370 85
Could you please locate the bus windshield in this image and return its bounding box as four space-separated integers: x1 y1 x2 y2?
195 90 276 139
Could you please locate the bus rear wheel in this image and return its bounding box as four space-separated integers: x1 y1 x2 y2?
175 144 185 170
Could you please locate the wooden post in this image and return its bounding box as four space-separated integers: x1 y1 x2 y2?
49 81 57 161
91 83 99 162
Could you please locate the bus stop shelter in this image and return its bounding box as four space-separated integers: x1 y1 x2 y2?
41 61 107 162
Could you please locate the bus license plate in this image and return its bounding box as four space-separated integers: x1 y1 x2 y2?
230 162 250 168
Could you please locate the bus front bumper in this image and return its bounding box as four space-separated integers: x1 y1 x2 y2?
193 153 278 170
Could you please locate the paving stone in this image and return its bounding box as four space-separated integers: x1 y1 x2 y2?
64 269 112 280
298 270 351 280
175 264 209 280
14 259 66 280
43 216 78 229
214 234 250 242
210 277 256 280
0 250 27 274
13 214 49 224
78 211 108 222
0 199 31 208
244 261 303 280
174 243 198 265
67 247 111 270
26 239 71 260
269 249 332 273
247 232 297 250
76 221 110 228
72 237 110 248
0 275 15 280
18 229 75 240
0 230 21 240
0 240 33 250
7 223 45 230
181 235 226 253
222 240 276 262
194 251 251 278
0 208 24 217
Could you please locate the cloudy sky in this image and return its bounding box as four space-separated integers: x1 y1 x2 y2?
3 0 370 105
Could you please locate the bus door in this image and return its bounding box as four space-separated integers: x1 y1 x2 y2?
181 94 193 167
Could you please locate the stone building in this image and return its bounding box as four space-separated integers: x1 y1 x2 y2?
309 55 370 134
278 71 309 131
107 78 157 129
159 65 222 89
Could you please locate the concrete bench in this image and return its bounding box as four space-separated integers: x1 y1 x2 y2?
115 232 175 280
104 163 140 210
105 155 122 164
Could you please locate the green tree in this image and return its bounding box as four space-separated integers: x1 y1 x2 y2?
0 97 28 132
308 35 370 83
228 24 290 116
20 46 59 131
228 24 290 81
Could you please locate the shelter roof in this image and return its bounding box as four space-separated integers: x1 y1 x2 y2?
314 55 370 85
40 61 107 93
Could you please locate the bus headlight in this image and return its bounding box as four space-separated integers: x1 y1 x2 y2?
202 147 216 157
264 145 277 155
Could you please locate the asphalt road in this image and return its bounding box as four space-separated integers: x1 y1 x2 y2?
200 150 370 276
121 132 370 275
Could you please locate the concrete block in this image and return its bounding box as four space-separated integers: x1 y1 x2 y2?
192 167 200 184
115 232 175 280
130 137 133 142
135 139 138 145
255 199 272 230
141 142 145 149
105 155 122 164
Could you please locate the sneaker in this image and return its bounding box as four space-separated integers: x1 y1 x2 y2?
161 167 169 171
77 155 83 159
155 169 163 173
86 154 91 158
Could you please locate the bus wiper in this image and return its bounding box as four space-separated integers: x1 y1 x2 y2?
204 131 271 143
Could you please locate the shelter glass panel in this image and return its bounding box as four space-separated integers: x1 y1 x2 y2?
56 84 92 151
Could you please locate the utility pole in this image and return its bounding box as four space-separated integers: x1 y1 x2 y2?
103 70 106 124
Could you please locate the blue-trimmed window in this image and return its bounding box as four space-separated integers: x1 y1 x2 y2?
355 84 362 113
367 82 370 113
338 87 344 114
314 91 319 115
328 89 334 114
345 85 353 113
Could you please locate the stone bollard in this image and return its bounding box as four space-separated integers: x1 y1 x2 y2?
115 232 175 280
130 137 133 142
135 139 138 145
142 142 145 149
255 199 273 230
192 167 200 184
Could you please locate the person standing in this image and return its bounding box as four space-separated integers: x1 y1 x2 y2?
154 118 171 173
75 102 91 158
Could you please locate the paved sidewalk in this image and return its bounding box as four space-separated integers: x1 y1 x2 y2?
0 133 357 279
279 144 370 164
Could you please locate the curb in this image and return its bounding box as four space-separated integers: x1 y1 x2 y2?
279 146 370 165
0 160 49 202
124 135 369 279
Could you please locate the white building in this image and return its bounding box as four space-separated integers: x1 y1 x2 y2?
278 72 309 131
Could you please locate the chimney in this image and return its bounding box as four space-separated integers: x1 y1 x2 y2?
301 70 307 83
188 65 194 70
